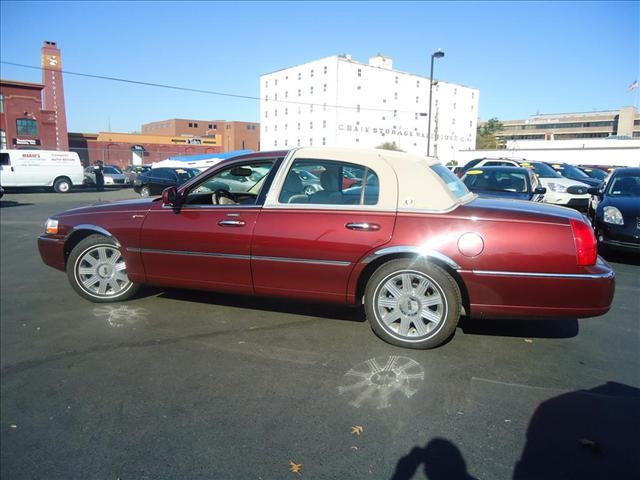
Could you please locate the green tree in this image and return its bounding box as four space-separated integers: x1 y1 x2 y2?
376 141 404 152
476 118 504 149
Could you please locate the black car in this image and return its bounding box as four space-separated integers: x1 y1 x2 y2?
460 166 546 201
545 162 601 187
124 164 152 184
133 167 200 197
578 166 609 181
588 167 640 252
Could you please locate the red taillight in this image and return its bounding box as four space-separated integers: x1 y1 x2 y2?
570 219 597 266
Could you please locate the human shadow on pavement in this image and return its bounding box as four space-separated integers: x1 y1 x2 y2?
459 316 579 339
154 287 365 323
513 381 640 480
390 437 478 480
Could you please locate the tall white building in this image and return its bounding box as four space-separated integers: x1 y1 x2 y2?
259 54 479 163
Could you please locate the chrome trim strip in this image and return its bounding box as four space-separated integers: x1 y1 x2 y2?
127 247 351 266
128 247 249 260
361 246 461 270
472 269 615 279
65 224 120 247
253 255 351 267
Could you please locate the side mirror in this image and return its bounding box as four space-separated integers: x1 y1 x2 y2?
534 187 547 194
587 187 600 195
162 186 179 206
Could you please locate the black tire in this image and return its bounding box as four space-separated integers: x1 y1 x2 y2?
364 258 461 349
66 234 140 303
53 177 72 193
140 185 151 197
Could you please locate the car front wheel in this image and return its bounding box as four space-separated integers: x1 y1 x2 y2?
364 259 461 349
67 234 140 303
140 185 151 197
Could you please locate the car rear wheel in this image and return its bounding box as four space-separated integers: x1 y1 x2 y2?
53 177 72 193
67 234 140 303
364 259 461 349
140 185 151 197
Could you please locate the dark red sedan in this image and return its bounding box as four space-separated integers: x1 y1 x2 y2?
38 147 615 349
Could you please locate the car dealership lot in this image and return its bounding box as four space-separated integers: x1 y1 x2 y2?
1 190 639 480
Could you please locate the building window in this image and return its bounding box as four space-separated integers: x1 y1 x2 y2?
275 109 278 117
275 93 278 100
310 105 313 113
275 79 278 86
310 69 314 77
472 92 475 99
357 85 361 90
452 118 456 125
453 103 456 110
208 124 213 129
322 137 326 145
357 105 360 112
323 84 327 92
323 120 326 128
297 123 301 130
310 122 313 129
285 91 288 98
264 126 268 132
416 96 419 104
0 94 4 113
246 125 251 130
274 125 278 132
310 86 314 94
297 139 301 146
285 108 288 115
285 139 288 146
394 92 398 100
323 66 327 74
265 81 268 88
415 113 418 120
0 130 6 150
16 118 38 136
298 72 302 80
298 89 301 97
471 105 474 111
274 140 278 147
357 68 362 77
188 122 193 127
416 80 420 88
265 111 268 118
194 123 198 128
394 110 397 117
469 120 473 127
285 124 288 130
395 76 398 84
309 138 313 146
356 138 360 143
454 88 457 95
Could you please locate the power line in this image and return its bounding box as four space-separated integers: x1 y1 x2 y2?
0 61 429 117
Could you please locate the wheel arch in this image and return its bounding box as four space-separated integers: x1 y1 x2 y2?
63 225 121 267
355 250 470 317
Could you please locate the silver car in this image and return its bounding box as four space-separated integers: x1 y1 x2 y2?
84 165 130 187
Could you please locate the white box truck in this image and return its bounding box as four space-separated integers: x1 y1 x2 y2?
0 149 84 193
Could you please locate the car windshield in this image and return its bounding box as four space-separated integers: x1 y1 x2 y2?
462 169 529 193
550 163 590 178
103 166 121 174
431 164 471 199
606 174 640 197
580 167 607 180
521 162 562 178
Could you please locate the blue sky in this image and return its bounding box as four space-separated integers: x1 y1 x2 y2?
1 1 638 133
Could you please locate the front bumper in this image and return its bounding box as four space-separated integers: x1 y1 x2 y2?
596 220 640 252
543 192 590 211
38 235 66 271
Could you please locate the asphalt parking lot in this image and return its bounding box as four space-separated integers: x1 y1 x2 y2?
1 188 639 480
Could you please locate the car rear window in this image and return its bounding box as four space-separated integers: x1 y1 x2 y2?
431 164 471 199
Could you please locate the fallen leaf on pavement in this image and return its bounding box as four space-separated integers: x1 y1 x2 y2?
351 425 364 436
289 460 303 474
524 339 533 343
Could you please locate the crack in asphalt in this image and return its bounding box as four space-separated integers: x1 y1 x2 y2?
0 317 326 377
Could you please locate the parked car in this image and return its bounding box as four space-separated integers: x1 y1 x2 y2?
133 167 200 197
84 165 130 187
461 158 591 210
544 162 601 187
457 157 527 177
38 147 614 350
124 165 151 184
577 166 610 181
461 166 546 201
0 149 84 193
588 167 640 252
292 168 322 195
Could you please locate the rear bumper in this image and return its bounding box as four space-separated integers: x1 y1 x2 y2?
38 235 66 271
461 258 615 319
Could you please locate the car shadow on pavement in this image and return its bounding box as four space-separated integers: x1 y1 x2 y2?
600 249 640 266
458 317 579 339
0 200 34 208
151 287 365 323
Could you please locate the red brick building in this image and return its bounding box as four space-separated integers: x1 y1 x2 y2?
0 79 57 150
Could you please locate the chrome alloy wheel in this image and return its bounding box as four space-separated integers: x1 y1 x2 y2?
74 244 132 298
374 270 447 341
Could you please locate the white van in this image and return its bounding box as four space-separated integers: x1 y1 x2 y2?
0 149 84 193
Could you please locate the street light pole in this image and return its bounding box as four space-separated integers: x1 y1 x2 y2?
427 50 444 157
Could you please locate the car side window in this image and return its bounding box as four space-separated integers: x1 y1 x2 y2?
0 153 9 166
184 160 275 206
154 169 176 181
279 159 379 206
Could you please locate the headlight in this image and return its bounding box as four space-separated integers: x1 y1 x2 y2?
45 218 59 234
603 206 624 225
105 177 114 184
546 182 567 193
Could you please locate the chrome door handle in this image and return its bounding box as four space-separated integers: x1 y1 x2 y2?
218 219 245 227
345 222 381 231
